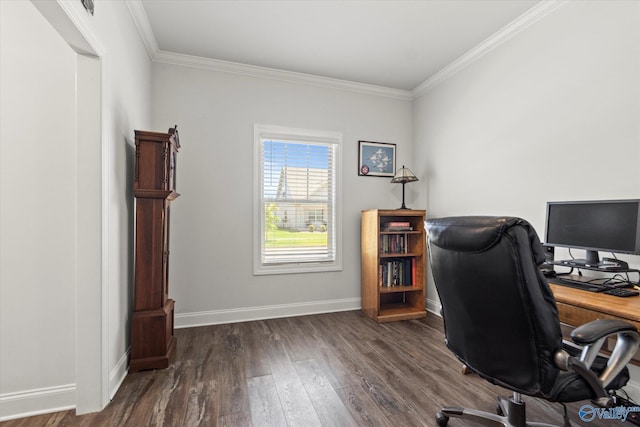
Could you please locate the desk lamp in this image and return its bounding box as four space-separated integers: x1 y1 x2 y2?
391 165 418 209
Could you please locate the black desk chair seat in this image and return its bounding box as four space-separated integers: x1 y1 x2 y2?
425 216 639 427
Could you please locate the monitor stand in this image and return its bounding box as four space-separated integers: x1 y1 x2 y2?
561 250 600 268
584 249 600 265
557 254 629 270
559 259 593 268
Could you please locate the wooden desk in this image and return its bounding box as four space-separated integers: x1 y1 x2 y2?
549 282 640 330
549 278 640 364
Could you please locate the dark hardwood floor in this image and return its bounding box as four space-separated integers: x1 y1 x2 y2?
1 311 622 426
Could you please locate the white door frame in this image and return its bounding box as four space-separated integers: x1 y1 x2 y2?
31 0 110 414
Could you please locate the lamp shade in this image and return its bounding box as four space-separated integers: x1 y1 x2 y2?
391 166 419 184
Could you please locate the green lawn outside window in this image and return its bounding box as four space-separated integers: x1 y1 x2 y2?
265 229 327 247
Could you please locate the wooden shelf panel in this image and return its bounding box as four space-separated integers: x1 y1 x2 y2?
377 304 426 322
379 285 423 294
379 252 421 258
380 230 422 235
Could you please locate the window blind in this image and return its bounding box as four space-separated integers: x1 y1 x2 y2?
260 138 337 265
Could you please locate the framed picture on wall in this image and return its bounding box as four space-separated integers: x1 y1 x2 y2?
358 140 396 177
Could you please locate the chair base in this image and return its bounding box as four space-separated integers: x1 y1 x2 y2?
436 394 564 427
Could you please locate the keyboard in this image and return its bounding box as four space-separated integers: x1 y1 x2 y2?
552 277 605 292
603 288 640 297
553 277 640 297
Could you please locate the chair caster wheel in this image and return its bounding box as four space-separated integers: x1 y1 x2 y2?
436 412 449 426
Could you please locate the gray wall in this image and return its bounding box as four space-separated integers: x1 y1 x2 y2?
151 62 414 325
1 0 77 408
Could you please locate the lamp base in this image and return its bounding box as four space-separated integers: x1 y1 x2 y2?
397 183 411 209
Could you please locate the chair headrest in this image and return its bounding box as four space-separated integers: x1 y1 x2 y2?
425 216 538 256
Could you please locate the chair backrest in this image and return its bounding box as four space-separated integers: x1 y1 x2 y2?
425 216 563 397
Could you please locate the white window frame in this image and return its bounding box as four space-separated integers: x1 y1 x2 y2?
253 124 342 275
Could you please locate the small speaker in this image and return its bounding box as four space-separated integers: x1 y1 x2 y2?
543 244 555 264
541 244 556 277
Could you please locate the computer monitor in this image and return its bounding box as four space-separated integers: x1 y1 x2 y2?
544 199 640 267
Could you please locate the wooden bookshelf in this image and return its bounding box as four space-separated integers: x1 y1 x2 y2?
361 209 427 323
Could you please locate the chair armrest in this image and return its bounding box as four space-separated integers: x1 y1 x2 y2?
554 350 609 403
571 319 638 345
563 318 640 391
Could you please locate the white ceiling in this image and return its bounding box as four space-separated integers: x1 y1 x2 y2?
138 0 541 91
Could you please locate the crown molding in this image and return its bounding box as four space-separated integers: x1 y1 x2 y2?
412 0 568 98
125 0 159 59
152 50 413 100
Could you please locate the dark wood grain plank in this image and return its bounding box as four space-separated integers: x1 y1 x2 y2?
246 375 287 427
216 325 250 417
218 410 252 427
240 320 273 379
262 333 323 426
324 328 426 426
334 385 394 427
294 358 357 426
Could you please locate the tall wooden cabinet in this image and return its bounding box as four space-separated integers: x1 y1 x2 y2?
130 126 180 372
361 209 426 323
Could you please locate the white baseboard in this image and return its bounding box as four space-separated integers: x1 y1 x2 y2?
426 297 441 316
0 350 130 421
623 380 640 403
0 384 75 422
174 297 443 329
109 350 130 400
175 297 361 328
623 365 640 403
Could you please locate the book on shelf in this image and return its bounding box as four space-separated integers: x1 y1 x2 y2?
384 221 410 227
412 257 416 286
381 234 409 254
382 221 413 231
378 259 414 287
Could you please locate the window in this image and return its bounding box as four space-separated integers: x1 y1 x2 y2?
307 209 324 224
254 124 342 275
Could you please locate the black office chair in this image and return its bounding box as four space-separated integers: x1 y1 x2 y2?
424 216 639 427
